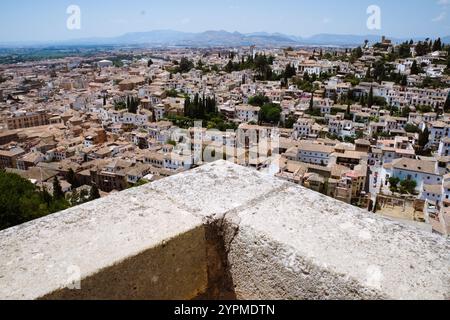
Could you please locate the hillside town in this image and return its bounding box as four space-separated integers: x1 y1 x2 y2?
1 36 450 236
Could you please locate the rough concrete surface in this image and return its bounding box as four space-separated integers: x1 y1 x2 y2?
0 187 207 300
223 185 450 300
0 160 449 300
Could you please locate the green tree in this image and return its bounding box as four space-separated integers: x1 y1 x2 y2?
41 186 52 207
195 59 205 70
69 190 80 206
225 60 234 73
401 108 411 119
373 96 387 107
133 179 150 188
400 75 407 86
127 96 139 114
353 46 363 59
444 94 450 113
418 127 430 148
346 89 354 103
284 116 296 129
415 41 430 56
367 86 374 108
303 72 310 82
248 94 270 107
359 94 366 107
416 105 433 113
89 184 101 201
113 60 124 68
253 54 275 81
399 179 417 195
309 93 314 113
345 103 352 120
0 172 52 230
66 168 77 188
177 57 194 73
167 140 177 146
432 38 442 52
389 177 401 192
259 103 281 124
52 177 64 200
365 67 371 80
184 96 191 116
114 101 126 111
398 42 412 58
165 89 179 98
373 60 386 82
283 63 296 79
404 124 420 133
410 60 420 75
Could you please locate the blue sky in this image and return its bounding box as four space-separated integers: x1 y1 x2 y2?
0 0 449 42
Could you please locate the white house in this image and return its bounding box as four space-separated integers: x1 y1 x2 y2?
438 138 450 157
429 122 450 146
163 152 193 171
297 142 335 166
420 184 442 203
236 105 260 123
153 104 166 121
382 158 443 192
328 119 355 138
293 119 315 139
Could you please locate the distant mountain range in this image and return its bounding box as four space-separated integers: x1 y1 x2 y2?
3 30 450 48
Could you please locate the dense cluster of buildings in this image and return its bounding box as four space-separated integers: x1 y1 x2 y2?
1 37 449 236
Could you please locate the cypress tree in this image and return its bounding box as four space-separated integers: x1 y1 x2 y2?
365 67 371 80
367 86 374 108
89 184 101 201
444 94 450 113
309 93 314 112
67 169 77 188
411 61 420 75
194 93 199 107
419 127 430 149
184 96 190 116
359 94 365 106
53 177 64 200
400 75 407 86
41 186 52 206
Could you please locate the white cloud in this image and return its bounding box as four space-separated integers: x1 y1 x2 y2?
322 17 331 24
432 11 446 22
434 0 449 23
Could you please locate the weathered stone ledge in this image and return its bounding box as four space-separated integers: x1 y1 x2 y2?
0 160 449 300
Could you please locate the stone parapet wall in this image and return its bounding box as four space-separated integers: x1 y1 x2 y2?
0 161 448 300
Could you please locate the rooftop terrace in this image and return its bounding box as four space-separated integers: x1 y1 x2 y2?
0 160 449 300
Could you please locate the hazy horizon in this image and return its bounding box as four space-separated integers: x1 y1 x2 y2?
0 30 443 47
0 0 449 43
